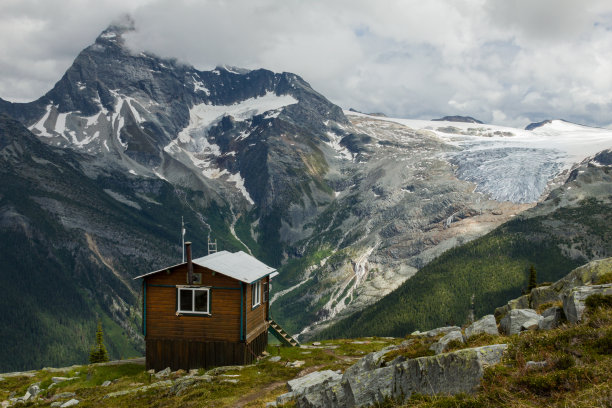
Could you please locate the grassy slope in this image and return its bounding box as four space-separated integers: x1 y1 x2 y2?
2 296 611 407
0 337 404 407
317 198 612 340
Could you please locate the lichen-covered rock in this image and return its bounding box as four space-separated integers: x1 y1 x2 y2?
429 330 464 354
500 309 542 335
465 315 498 338
282 370 344 407
293 344 507 408
413 326 461 338
342 343 404 378
288 370 342 393
563 284 612 324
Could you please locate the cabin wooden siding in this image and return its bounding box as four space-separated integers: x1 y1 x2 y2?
145 263 243 342
245 275 269 342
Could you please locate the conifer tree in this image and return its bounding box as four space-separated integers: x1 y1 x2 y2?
89 320 109 363
527 264 537 292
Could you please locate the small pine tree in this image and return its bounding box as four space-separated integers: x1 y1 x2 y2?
89 320 109 364
527 264 537 292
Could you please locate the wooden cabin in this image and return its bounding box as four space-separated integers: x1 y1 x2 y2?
134 243 278 371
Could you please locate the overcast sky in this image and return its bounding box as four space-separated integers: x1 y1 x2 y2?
1 0 612 128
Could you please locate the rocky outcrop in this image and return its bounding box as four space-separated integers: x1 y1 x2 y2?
495 258 612 319
429 330 464 354
563 284 612 324
465 315 498 339
280 344 507 408
499 309 542 335
412 326 461 338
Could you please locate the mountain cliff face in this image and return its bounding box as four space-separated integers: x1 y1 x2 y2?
317 150 612 340
1 22 612 369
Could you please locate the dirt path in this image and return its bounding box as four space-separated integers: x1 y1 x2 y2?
233 380 286 407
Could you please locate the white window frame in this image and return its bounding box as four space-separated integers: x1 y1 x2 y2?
177 286 210 315
251 280 261 308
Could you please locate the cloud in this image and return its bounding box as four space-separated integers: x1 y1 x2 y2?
1 0 612 128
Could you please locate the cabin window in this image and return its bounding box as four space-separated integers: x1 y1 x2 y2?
251 280 261 308
177 287 210 315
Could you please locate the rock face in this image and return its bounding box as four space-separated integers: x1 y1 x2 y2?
432 115 484 124
499 309 542 335
285 344 507 408
465 315 498 339
563 284 612 324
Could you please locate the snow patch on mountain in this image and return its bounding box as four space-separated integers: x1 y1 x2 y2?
29 104 54 137
192 77 210 96
325 131 353 160
178 92 298 144
227 172 254 205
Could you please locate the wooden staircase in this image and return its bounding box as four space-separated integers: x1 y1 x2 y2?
268 319 300 347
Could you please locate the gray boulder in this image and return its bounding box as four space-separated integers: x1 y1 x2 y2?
292 344 507 408
563 284 612 324
429 330 464 354
465 315 498 338
539 306 564 330
60 400 80 408
342 343 404 378
280 370 343 407
520 318 540 331
154 367 171 378
26 383 41 399
341 344 507 408
413 326 461 338
500 309 542 335
288 370 342 393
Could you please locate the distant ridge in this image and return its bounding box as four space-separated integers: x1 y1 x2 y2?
525 119 553 130
348 108 387 117
432 115 483 124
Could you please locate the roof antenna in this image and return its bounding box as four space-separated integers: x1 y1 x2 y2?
208 234 217 255
181 216 186 262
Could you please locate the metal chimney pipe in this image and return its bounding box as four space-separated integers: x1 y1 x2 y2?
186 241 193 285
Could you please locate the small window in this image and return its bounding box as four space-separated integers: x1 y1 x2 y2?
251 280 261 308
177 287 210 315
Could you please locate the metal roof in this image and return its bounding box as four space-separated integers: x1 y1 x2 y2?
133 261 187 280
133 251 277 283
192 250 276 284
